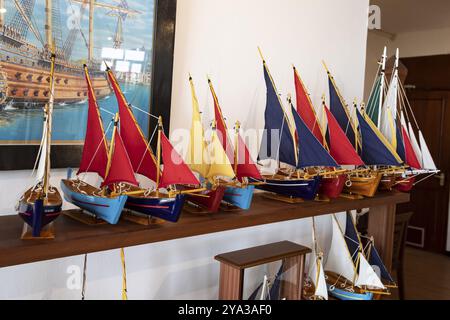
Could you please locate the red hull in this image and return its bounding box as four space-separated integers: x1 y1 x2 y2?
186 186 226 213
319 175 347 199
395 177 415 193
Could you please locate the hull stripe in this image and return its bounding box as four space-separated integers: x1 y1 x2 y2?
128 203 170 209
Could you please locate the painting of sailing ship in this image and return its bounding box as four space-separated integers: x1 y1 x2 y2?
0 0 155 144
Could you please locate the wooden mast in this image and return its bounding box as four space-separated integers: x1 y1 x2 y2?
258 47 299 167
89 0 95 61
43 51 56 198
322 61 361 150
155 116 162 193
234 121 240 175
103 113 119 195
293 65 329 150
45 0 53 50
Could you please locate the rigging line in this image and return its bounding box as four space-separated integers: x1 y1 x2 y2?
100 107 115 116
135 123 158 174
399 81 420 129
64 0 90 51
413 172 438 186
129 104 159 120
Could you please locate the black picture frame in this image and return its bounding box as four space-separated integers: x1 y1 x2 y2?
0 0 177 170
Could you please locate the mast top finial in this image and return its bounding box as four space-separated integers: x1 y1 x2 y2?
257 46 265 63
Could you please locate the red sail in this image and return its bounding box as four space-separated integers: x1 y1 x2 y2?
212 92 235 164
211 85 261 181
402 127 421 169
77 67 109 178
236 134 263 181
107 69 158 182
159 133 200 188
294 68 324 144
101 130 139 187
324 107 364 166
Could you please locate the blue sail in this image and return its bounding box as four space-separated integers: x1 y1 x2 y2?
369 244 395 283
345 212 362 263
329 77 357 148
396 123 406 162
291 106 338 168
356 110 403 166
259 65 297 167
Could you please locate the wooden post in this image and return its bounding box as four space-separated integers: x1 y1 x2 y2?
280 255 306 300
367 203 396 271
218 264 244 300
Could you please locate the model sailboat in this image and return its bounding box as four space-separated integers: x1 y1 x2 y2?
208 77 263 209
61 66 133 224
324 62 403 197
181 76 236 213
303 218 328 300
325 213 389 300
106 68 202 222
251 51 338 201
17 52 63 237
367 48 439 192
293 66 351 199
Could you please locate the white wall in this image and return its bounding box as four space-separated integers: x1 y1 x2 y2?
0 0 369 299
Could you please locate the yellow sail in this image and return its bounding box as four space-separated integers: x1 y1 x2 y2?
206 130 236 180
387 108 397 150
187 77 210 177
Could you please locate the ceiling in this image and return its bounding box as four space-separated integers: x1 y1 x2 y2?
371 0 450 34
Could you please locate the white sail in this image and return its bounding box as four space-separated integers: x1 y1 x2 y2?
315 260 328 299
408 122 423 168
355 252 385 289
419 131 437 171
325 215 356 283
260 275 269 300
35 123 48 183
380 72 398 145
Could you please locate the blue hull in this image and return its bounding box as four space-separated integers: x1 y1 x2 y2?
223 185 255 210
125 194 186 223
18 199 61 237
61 180 128 224
249 176 321 200
327 284 373 301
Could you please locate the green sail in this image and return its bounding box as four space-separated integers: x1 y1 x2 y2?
366 75 381 126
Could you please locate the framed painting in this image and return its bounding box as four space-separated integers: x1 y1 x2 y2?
0 0 176 170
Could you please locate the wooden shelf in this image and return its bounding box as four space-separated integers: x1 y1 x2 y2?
0 191 409 268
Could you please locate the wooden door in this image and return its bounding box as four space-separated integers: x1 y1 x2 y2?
397 91 450 253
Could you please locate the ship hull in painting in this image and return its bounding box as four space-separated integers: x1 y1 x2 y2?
184 186 226 213
395 176 415 192
319 175 347 199
249 176 321 200
223 185 256 210
125 194 186 223
60 180 128 225
17 187 62 237
344 173 382 197
0 60 111 108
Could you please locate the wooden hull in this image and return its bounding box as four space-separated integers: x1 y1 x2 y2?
183 185 226 213
378 174 397 191
395 176 415 193
250 176 321 200
223 185 255 210
61 180 128 225
17 186 62 237
344 173 382 197
125 194 186 223
319 174 347 199
0 60 111 108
